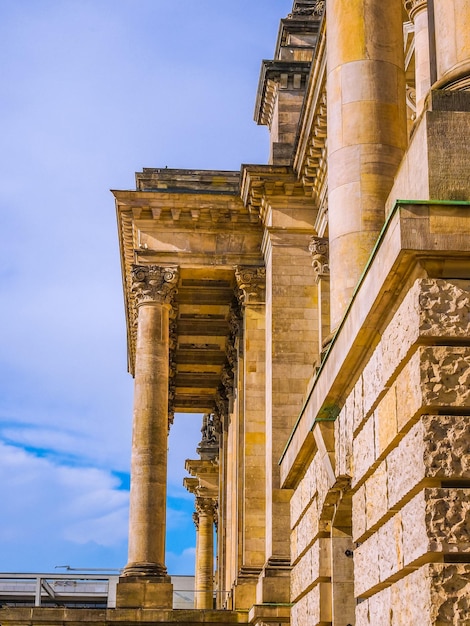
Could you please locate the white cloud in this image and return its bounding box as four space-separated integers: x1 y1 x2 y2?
0 442 129 566
166 548 196 576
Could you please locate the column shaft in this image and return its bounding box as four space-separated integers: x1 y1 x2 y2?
125 301 170 576
195 500 215 609
327 0 407 329
405 1 431 114
434 0 470 87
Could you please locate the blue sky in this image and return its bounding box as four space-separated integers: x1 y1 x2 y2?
0 0 292 575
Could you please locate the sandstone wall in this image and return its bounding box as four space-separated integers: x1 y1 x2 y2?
291 278 470 625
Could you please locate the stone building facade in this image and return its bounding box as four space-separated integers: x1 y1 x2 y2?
3 0 470 625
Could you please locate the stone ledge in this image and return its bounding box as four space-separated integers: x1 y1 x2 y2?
0 607 249 625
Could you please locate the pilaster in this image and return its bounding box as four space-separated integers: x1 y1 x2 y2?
231 266 267 610
258 219 318 605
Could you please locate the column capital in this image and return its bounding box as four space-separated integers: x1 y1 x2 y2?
235 265 266 305
403 0 427 20
309 236 330 283
196 496 217 519
131 265 178 306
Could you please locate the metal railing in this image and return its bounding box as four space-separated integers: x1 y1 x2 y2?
0 574 230 610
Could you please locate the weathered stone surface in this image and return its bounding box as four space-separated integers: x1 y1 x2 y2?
352 415 376 487
354 533 380 597
365 460 388 531
335 394 354 478
386 414 470 511
291 538 330 601
421 346 470 406
377 516 403 583
389 564 470 625
429 563 470 624
368 585 392 626
421 414 470 478
352 484 367 543
357 487 470 594
374 383 398 458
291 497 320 562
386 419 426 509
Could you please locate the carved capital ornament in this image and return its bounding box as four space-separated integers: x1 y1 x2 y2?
309 237 330 283
403 0 427 20
131 264 178 306
235 266 266 305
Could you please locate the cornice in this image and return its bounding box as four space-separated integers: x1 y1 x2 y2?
240 164 310 223
293 14 328 205
254 60 312 127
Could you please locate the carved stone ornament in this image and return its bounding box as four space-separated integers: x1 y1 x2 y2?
196 496 216 518
403 0 427 20
235 266 266 305
309 236 330 282
131 264 178 306
200 413 219 447
289 0 325 17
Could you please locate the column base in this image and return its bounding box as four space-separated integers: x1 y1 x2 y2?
116 577 173 609
256 557 291 604
232 566 262 610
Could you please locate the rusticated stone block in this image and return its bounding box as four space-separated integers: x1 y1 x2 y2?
290 485 304 530
421 414 470 478
352 377 364 432
354 533 380 597
335 394 354 478
291 553 308 600
428 563 470 624
362 346 383 418
365 460 388 531
368 585 392 626
418 278 470 339
292 498 320 562
390 567 433 625
374 383 398 457
387 419 426 509
352 483 367 543
352 415 376 487
395 349 422 431
355 515 403 595
402 488 470 566
421 346 470 406
306 582 332 624
391 564 470 625
291 538 330 601
388 415 470 510
353 279 470 436
291 593 308 626
378 515 403 583
355 597 370 625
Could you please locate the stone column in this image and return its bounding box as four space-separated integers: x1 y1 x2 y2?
327 0 407 329
116 264 178 609
195 497 216 609
404 1 431 115
233 266 267 609
433 0 470 88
